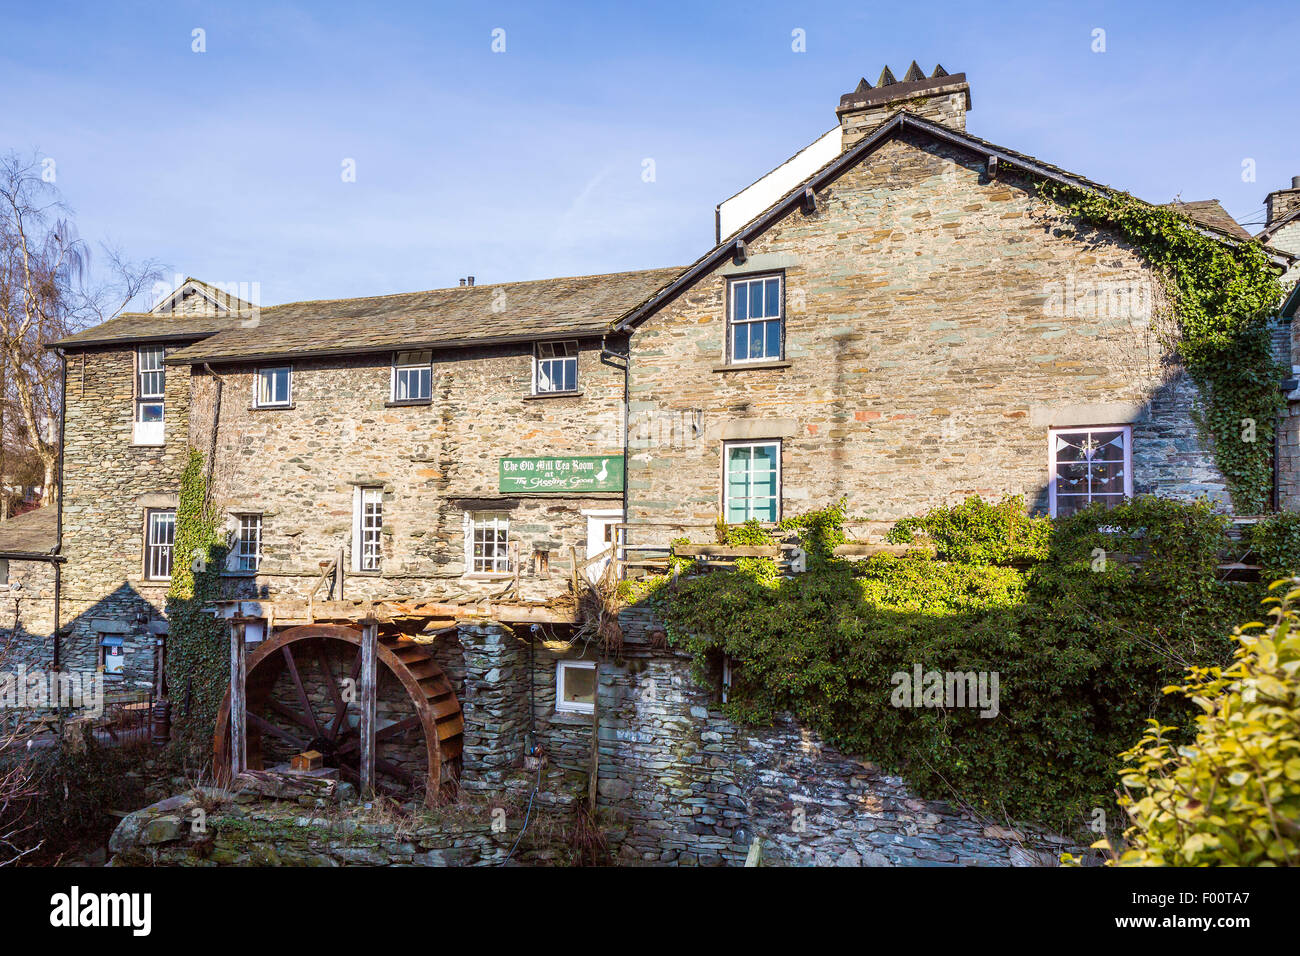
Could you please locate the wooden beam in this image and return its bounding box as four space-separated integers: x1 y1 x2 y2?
229 619 248 776
358 617 378 799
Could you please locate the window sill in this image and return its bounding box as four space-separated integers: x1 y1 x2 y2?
551 709 594 725
249 403 295 411
220 571 259 578
712 360 791 373
129 442 167 449
384 399 432 408
462 572 514 580
524 389 584 401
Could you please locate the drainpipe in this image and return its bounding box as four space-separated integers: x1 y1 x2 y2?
52 349 67 669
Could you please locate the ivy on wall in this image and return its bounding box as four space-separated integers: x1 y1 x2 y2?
1039 183 1287 513
644 497 1262 833
164 449 229 750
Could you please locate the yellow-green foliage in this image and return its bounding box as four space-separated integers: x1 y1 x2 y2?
1096 578 1300 866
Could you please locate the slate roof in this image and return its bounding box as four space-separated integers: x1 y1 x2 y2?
51 312 245 350
1163 200 1253 242
0 507 58 559
148 268 682 364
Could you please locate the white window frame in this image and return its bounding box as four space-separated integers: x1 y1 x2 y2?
144 509 176 581
533 341 579 394
391 350 432 403
726 273 784 364
352 487 383 572
254 366 293 408
555 659 596 714
722 440 782 524
465 511 511 575
1047 425 1134 518
134 346 166 445
232 513 262 573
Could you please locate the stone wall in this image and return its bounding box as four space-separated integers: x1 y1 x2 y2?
60 346 189 690
190 344 624 606
0 558 57 671
626 131 1226 539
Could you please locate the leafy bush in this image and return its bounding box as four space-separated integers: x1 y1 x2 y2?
649 496 1253 832
886 495 1050 564
1248 511 1300 579
1092 578 1300 865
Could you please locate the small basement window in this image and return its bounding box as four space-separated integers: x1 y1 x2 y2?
255 366 292 408
556 660 596 714
99 636 125 677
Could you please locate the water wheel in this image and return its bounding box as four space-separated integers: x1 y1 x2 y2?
213 624 463 804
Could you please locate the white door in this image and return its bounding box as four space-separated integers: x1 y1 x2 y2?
584 511 622 584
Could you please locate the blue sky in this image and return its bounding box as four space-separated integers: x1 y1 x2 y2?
3 0 1296 309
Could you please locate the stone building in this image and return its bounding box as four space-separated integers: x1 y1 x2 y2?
1261 177 1300 509
45 66 1300 864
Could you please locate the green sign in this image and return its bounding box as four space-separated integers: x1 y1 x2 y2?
499 455 624 493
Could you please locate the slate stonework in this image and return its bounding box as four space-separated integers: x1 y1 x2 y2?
626 132 1227 539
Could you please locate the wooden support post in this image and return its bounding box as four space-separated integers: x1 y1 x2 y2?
588 661 600 813
358 616 378 799
229 619 247 777
335 547 346 600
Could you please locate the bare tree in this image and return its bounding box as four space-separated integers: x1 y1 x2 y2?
0 152 162 506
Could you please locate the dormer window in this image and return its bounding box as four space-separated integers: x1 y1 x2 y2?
392 350 432 403
534 341 578 394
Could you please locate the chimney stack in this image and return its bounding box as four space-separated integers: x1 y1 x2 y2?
1267 177 1300 227
836 62 971 149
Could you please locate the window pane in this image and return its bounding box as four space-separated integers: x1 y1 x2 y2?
562 665 595 705
138 402 164 423
733 283 748 321
764 277 780 317
763 320 781 359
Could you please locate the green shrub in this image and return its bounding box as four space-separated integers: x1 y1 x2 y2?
1088 578 1300 865
885 495 1050 564
649 496 1252 832
1248 511 1300 579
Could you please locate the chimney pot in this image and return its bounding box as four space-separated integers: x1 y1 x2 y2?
1293 176 1300 190
468 276 475 286
459 278 466 286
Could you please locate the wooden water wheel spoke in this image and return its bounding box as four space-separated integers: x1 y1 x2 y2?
328 647 364 739
266 696 319 734
215 624 463 808
336 715 420 755
247 712 308 750
281 645 322 737
314 640 346 716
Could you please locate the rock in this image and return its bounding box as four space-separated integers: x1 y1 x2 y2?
598 778 633 800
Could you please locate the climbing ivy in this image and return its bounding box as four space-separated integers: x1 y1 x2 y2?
646 497 1258 833
1038 183 1286 513
164 449 229 750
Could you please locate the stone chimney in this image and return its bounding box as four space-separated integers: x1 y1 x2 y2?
837 62 971 149
1266 176 1300 227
